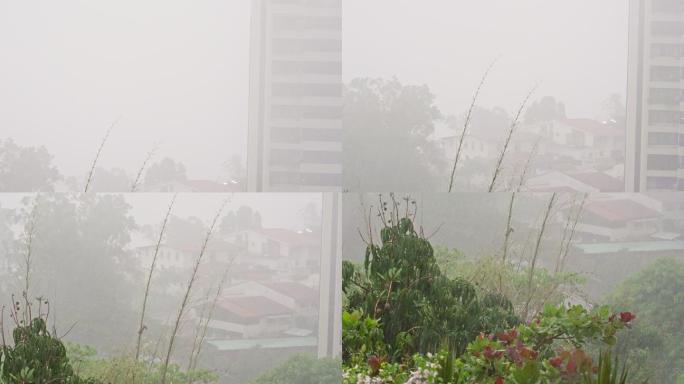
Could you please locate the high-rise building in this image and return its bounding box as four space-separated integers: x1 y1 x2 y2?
247 0 343 192
626 0 684 191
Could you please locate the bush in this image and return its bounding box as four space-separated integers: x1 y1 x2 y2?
343 304 638 384
0 317 100 384
250 354 341 384
343 216 519 360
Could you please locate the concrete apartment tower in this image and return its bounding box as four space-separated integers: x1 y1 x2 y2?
247 0 343 192
626 0 684 191
247 0 343 359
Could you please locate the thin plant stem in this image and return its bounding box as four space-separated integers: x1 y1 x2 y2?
448 59 498 192
135 194 177 362
522 192 556 320
160 198 229 384
84 117 121 193
131 143 159 192
488 86 537 192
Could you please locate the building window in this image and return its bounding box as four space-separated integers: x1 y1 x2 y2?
272 60 342 75
648 132 679 145
272 38 342 54
271 83 342 98
271 105 343 119
652 0 684 13
651 44 684 58
649 110 683 125
647 176 678 189
650 66 683 82
647 154 679 170
649 88 683 105
272 14 342 31
651 21 684 36
271 127 302 144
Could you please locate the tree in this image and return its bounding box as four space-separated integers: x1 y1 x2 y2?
219 206 262 234
14 194 139 350
88 167 132 192
343 200 518 359
524 96 566 124
608 258 684 384
250 355 340 384
0 138 61 192
144 158 187 186
1 316 101 384
165 215 207 248
343 78 445 191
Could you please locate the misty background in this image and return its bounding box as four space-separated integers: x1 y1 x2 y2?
0 1 250 183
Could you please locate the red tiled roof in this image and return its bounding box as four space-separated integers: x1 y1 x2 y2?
569 172 623 192
584 199 660 223
265 282 318 306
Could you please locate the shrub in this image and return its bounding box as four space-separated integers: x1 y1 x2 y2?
343 216 519 359
250 354 341 384
0 317 100 384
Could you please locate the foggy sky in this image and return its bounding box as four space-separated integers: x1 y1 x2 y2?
1 0 629 181
0 0 250 180
344 0 629 119
0 193 321 229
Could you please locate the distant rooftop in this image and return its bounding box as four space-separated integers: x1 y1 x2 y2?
208 336 318 351
574 241 684 254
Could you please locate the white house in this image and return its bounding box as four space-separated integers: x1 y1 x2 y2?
224 228 320 271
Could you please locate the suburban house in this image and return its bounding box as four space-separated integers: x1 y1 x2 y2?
572 195 664 242
224 228 320 272
524 118 624 164
526 171 624 193
203 295 296 339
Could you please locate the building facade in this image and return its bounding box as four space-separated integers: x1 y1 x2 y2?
626 0 684 191
247 0 343 192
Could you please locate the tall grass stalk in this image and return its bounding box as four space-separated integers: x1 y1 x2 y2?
160 198 228 384
488 86 537 192
135 194 177 362
522 192 556 320
84 117 120 193
448 59 497 192
187 266 231 378
131 144 158 192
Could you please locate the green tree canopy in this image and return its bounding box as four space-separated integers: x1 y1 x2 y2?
343 211 519 360
0 138 61 192
343 78 445 191
608 258 684 384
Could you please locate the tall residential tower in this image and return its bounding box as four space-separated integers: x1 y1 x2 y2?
626 0 684 191
247 0 343 192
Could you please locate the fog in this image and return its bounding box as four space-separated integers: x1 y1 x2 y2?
0 1 250 181
0 193 331 383
344 0 628 118
0 0 683 382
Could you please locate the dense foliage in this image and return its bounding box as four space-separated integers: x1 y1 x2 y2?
342 214 641 383
343 217 519 360
608 258 684 383
343 299 638 383
249 354 340 384
67 344 217 384
0 316 99 384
